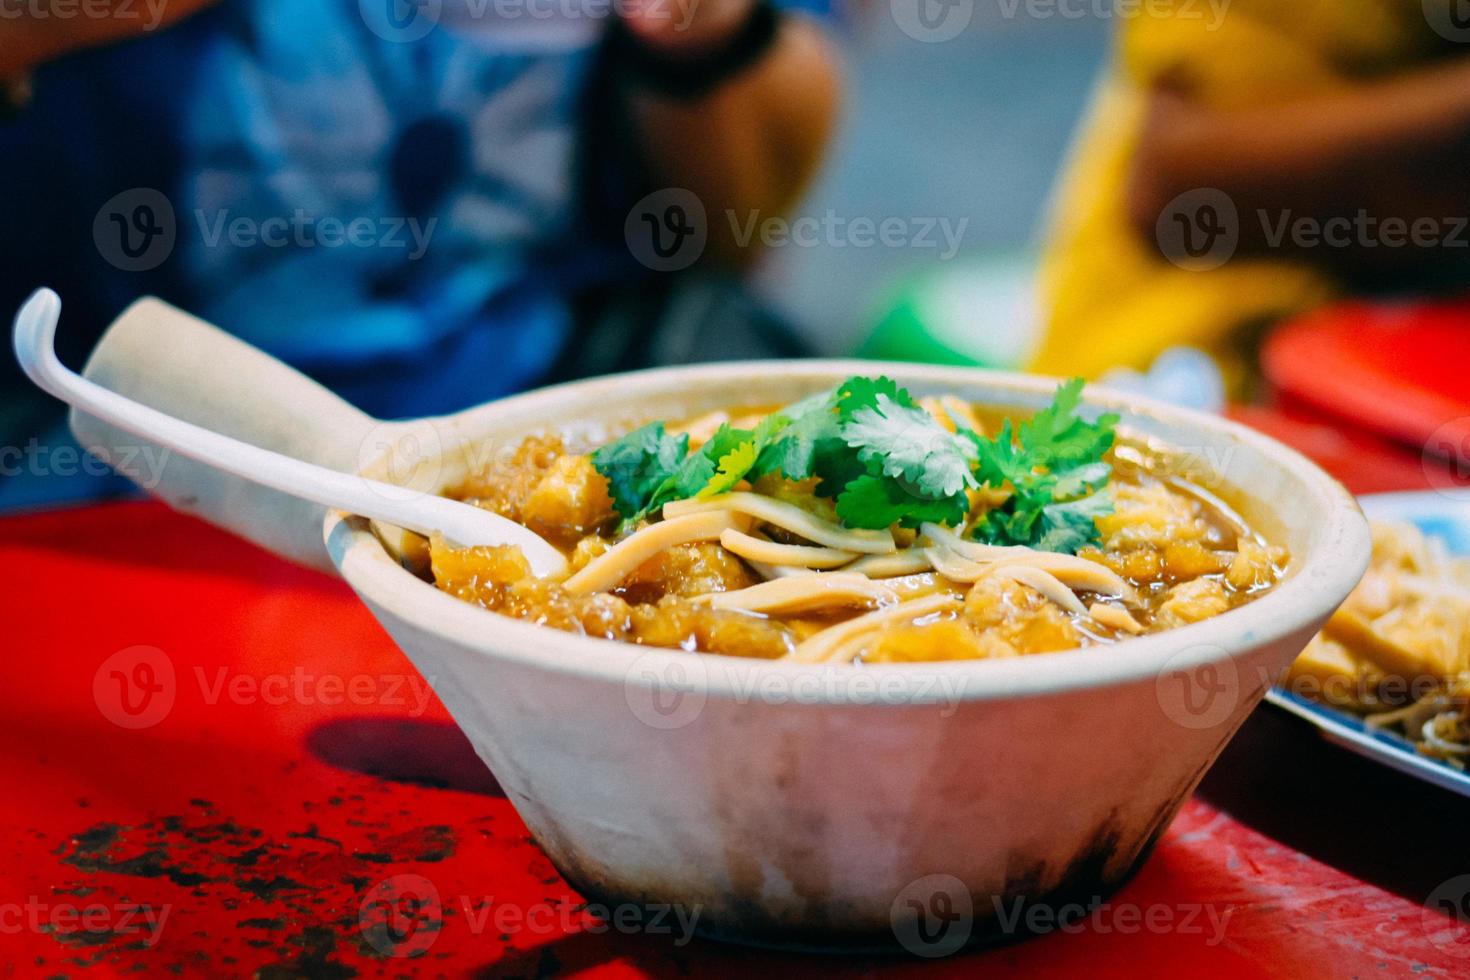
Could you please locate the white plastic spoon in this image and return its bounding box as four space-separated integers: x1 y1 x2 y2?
12 288 569 577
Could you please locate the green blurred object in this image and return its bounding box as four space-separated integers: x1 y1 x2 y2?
859 251 1042 370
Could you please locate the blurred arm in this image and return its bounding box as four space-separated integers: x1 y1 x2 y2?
0 1 217 79
1126 62 1470 280
617 2 841 265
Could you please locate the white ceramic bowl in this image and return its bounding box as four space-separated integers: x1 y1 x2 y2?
73 299 1371 951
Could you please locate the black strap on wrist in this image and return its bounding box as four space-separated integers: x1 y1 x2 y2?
610 1 781 102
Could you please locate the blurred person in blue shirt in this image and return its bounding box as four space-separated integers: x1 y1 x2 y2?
0 0 839 439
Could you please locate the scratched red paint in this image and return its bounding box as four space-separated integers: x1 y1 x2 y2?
2 412 1467 977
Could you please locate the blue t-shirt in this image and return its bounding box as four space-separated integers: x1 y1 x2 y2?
3 0 639 418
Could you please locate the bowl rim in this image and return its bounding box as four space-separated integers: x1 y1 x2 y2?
323 360 1371 704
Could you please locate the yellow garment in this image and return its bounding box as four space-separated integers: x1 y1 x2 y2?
1033 0 1448 381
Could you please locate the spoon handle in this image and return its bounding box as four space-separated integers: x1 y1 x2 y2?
13 289 566 576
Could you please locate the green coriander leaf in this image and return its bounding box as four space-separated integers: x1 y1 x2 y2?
966 378 1116 553
1020 378 1119 472
751 391 867 498
835 473 968 530
811 443 871 499
750 410 792 446
652 422 753 511
752 392 840 481
841 395 978 498
699 439 759 498
834 474 912 530
753 379 923 490
1052 461 1111 500
969 419 1035 490
698 423 751 463
590 422 688 522
972 500 1046 548
778 390 836 419
835 376 915 420
1020 377 1084 452
647 451 716 517
691 414 792 499
1035 490 1113 553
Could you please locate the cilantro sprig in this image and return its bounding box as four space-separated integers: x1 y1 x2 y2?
590 416 788 529
588 375 1118 553
715 375 976 530
965 379 1119 553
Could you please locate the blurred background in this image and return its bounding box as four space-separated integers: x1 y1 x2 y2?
756 4 1106 358
5 0 1470 505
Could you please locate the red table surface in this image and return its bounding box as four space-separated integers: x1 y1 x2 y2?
5 413 1470 978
